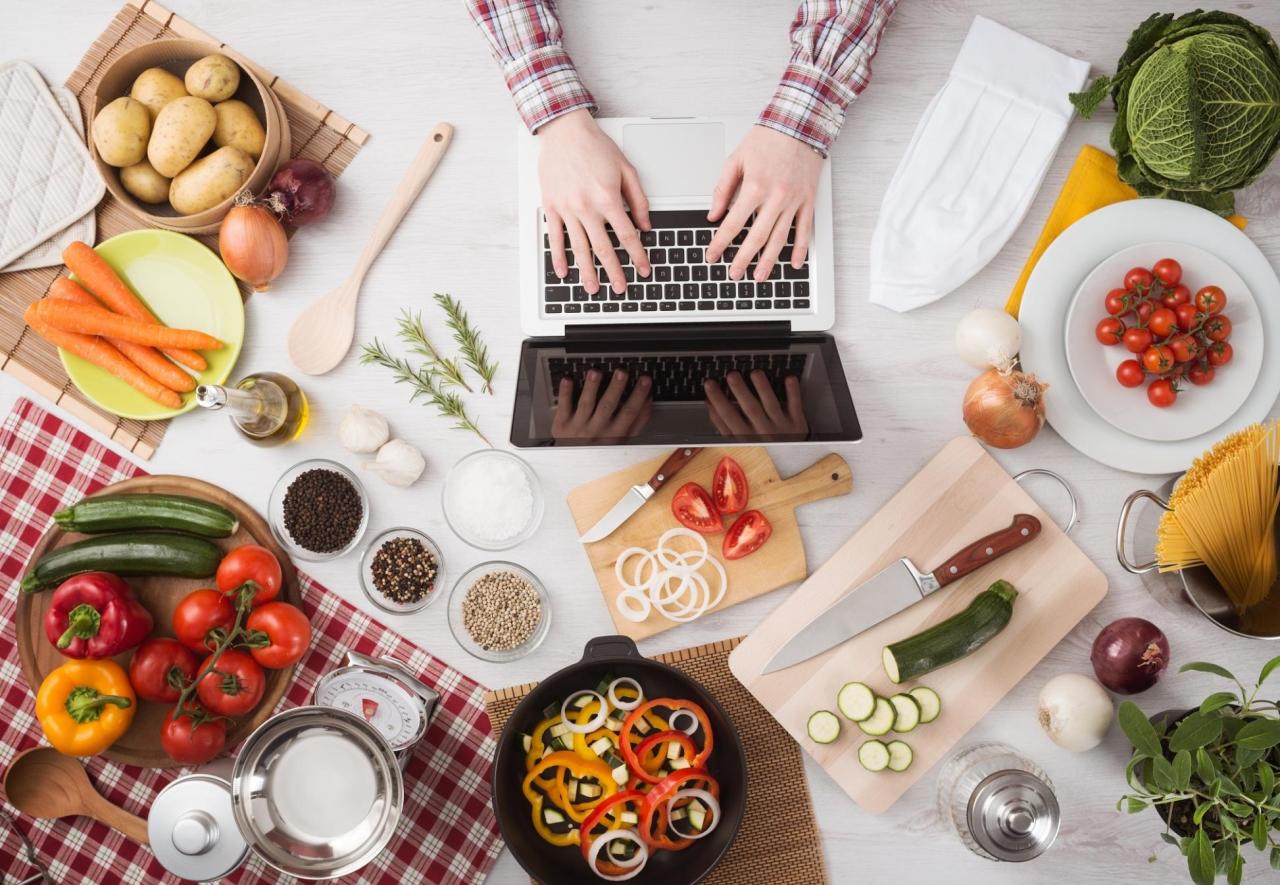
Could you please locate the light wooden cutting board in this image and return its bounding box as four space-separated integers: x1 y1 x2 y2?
729 437 1108 814
567 447 852 640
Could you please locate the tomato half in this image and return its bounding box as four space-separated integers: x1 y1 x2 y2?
723 510 772 560
1195 285 1226 315
1147 378 1177 408
1116 360 1145 388
161 705 227 764
1124 267 1154 291
1152 258 1182 287
129 637 198 703
1122 327 1152 354
196 648 266 717
244 602 311 669
711 457 749 514
671 482 723 534
1095 317 1125 346
173 589 236 652
216 544 283 607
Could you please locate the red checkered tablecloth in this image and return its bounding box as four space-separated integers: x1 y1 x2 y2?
0 398 504 884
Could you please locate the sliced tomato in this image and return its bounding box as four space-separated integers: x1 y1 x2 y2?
671 483 723 534
723 510 772 560
712 457 749 514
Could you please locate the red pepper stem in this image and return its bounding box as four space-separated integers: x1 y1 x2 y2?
57 603 102 649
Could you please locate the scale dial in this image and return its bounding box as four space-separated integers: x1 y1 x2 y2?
313 668 426 752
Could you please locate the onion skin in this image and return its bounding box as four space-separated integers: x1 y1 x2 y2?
1090 617 1170 695
962 367 1047 449
266 158 335 226
218 202 288 291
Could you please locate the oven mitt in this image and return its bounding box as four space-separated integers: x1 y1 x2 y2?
868 16 1090 312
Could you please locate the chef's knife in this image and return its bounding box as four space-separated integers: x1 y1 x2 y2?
579 447 702 543
761 513 1042 675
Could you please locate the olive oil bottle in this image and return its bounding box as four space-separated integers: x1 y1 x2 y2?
195 372 309 446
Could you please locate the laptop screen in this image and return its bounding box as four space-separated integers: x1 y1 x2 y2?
509 328 861 447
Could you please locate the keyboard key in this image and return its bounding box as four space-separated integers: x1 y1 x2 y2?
795 299 810 309
717 300 733 310
696 229 712 245
779 246 792 264
711 265 726 281
701 283 717 298
758 282 773 298
622 302 639 312
733 228 749 246
692 265 708 282
659 231 675 246
664 284 681 300
585 303 601 313
794 281 810 298
754 300 771 310
567 268 580 284
677 230 693 246
768 263 781 281
626 285 643 301
775 282 791 298
784 263 808 279
608 229 620 248
738 282 756 297
668 248 685 264
724 247 737 263
624 266 636 282
735 300 753 310
641 302 658 312
679 302 695 311
546 304 563 314
719 283 736 298
696 301 714 310
683 284 699 299
572 286 589 302
649 209 718 228
649 248 666 264
615 249 630 266
603 302 620 312
646 284 663 300
674 266 689 282
641 230 656 247
686 248 703 264
591 290 609 301
565 303 582 313
774 300 791 309
545 286 570 302
660 301 677 311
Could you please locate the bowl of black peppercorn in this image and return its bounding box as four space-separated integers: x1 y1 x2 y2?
359 527 444 614
268 458 370 561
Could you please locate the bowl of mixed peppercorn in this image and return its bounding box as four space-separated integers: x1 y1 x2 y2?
268 459 369 562
360 527 444 614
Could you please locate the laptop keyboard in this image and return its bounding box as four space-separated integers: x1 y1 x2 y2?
542 209 812 317
547 351 808 404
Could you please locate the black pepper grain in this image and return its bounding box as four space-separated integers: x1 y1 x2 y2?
370 536 439 604
283 468 362 552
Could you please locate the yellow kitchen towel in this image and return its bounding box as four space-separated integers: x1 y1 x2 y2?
1005 145 1247 317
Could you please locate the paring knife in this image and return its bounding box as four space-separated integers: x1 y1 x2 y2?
761 513 1042 675
579 447 702 544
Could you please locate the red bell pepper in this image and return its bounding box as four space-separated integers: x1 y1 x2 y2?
620 698 715 777
639 767 719 851
44 572 153 659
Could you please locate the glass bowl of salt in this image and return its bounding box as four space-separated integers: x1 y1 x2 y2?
442 449 545 551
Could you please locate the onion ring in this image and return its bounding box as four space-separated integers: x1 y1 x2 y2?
561 691 608 734
656 528 708 571
668 709 699 735
614 547 657 593
608 677 644 711
665 788 721 840
587 829 649 880
615 587 651 623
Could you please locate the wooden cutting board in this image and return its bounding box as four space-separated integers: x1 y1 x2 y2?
729 437 1107 814
567 447 852 640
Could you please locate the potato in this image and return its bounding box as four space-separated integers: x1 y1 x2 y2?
129 67 187 120
169 146 254 214
184 54 240 102
119 160 171 204
147 96 216 178
91 96 151 167
212 100 265 159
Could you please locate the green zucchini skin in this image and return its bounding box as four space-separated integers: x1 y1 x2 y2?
53 493 239 538
21 532 223 592
883 579 1018 683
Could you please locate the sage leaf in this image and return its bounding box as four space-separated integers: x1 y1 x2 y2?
1194 801 1213 825
1236 718 1280 751
1180 661 1239 682
1152 755 1177 792
1228 852 1243 885
1254 813 1269 851
1196 748 1217 785
1258 654 1280 687
1126 796 1149 814
1270 845 1280 871
1173 750 1193 790
1199 691 1239 715
1119 701 1164 757
1188 829 1216 885
1170 712 1224 751
1260 761 1275 796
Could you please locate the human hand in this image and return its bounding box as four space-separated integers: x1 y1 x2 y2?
553 368 652 443
539 109 651 295
704 370 808 440
705 126 823 282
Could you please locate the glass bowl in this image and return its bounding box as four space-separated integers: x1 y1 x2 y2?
359 527 445 615
268 458 370 562
441 450 545 551
447 561 551 662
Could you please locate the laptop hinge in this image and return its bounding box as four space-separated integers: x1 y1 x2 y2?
563 321 792 342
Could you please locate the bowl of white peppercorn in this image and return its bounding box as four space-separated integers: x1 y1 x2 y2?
359 527 445 614
447 562 550 662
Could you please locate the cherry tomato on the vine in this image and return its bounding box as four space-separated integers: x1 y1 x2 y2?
244 602 311 669
173 589 236 652
1204 314 1232 343
1174 302 1200 331
1125 267 1155 291
1142 345 1175 374
1207 341 1233 367
195 648 265 717
1147 378 1177 408
1123 327 1153 354
216 544 283 607
1161 283 1191 309
1104 289 1130 316
1188 363 1216 386
1195 285 1226 315
1152 258 1182 287
1148 308 1177 339
1168 336 1196 363
1116 360 1145 388
160 705 227 765
1095 317 1125 346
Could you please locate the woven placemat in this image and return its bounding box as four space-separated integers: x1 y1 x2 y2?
485 637 829 885
0 0 368 459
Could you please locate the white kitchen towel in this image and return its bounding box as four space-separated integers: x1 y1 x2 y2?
868 16 1090 312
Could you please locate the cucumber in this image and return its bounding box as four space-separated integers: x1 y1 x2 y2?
886 740 913 772
836 682 876 722
856 697 895 736
807 710 841 744
882 580 1018 684
54 493 239 538
21 532 222 592
908 687 941 724
888 694 921 733
858 740 890 772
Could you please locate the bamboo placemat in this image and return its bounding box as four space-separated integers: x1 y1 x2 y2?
485 637 830 885
0 0 368 459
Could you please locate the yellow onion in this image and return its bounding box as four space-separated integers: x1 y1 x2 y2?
962 367 1047 449
218 195 288 291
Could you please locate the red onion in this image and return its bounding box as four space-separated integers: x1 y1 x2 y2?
1090 618 1170 694
265 158 335 226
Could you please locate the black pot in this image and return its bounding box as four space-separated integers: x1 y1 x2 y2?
491 635 747 885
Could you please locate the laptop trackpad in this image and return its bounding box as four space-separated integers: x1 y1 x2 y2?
623 122 724 199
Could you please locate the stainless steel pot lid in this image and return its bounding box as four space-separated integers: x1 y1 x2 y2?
231 706 404 880
149 773 249 882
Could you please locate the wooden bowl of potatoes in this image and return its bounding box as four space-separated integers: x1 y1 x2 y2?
90 39 290 235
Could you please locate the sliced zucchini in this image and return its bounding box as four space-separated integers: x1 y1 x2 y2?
888 694 922 733
589 736 613 756
857 697 895 736
633 717 652 735
836 682 876 722
572 693 593 710
520 733 532 753
666 742 683 761
886 740 913 772
579 781 603 799
670 757 691 770
595 673 615 695
604 718 623 733
858 740 890 772
548 734 572 751
611 763 630 785
549 723 569 738
687 800 708 831
620 810 639 826
541 702 560 720
807 709 841 744
908 686 941 724
567 778 580 802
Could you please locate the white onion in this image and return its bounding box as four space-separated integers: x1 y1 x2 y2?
587 829 649 881
561 691 608 734
656 528 708 571
614 533 728 625
955 307 1021 370
615 588 651 623
1037 673 1113 752
615 547 656 593
668 709 699 735
608 677 644 711
665 788 721 840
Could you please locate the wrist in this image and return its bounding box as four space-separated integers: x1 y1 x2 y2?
538 107 596 140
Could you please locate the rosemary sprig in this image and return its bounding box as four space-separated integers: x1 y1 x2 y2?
359 338 492 447
395 308 472 393
434 292 497 394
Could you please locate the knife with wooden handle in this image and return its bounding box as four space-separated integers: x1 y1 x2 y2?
578 447 702 544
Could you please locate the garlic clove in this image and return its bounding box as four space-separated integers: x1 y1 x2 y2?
364 438 426 487
339 404 390 453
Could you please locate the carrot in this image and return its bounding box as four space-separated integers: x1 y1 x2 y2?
30 299 222 351
24 304 182 409
63 241 208 372
49 278 196 394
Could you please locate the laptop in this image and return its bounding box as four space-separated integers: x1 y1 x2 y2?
510 116 862 448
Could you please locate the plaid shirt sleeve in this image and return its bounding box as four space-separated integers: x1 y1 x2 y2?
759 0 899 155
465 0 597 132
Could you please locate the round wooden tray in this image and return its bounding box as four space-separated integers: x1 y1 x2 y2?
15 475 302 768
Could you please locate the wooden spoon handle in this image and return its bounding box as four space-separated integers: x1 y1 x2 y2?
89 795 149 845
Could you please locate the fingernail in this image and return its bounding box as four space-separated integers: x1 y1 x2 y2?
614 369 626 381
588 368 601 380
639 376 651 389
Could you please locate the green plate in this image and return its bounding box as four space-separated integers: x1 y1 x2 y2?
59 229 244 421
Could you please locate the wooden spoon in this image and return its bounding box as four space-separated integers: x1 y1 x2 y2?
288 121 455 375
4 747 149 845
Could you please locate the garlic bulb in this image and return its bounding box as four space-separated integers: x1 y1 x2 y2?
364 439 426 487
339 405 390 453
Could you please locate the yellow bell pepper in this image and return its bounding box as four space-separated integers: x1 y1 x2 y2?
36 659 135 756
523 751 617 847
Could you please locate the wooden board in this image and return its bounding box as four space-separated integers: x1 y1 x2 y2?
567 447 852 640
14 475 302 768
729 437 1108 814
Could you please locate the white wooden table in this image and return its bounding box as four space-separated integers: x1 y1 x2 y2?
5 2 1280 882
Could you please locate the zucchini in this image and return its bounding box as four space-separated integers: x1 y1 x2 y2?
857 697 895 737
521 733 532 753
882 580 1018 684
908 687 941 724
888 694 921 733
687 800 708 831
886 740 913 772
21 532 223 592
807 710 841 744
836 682 876 722
589 736 612 756
53 493 239 538
858 740 890 772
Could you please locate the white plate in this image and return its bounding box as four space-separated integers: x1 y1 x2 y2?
1020 200 1280 475
1063 241 1263 442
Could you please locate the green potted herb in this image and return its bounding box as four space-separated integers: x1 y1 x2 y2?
1117 657 1280 884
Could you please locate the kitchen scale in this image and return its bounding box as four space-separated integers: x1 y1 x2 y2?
312 649 440 763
